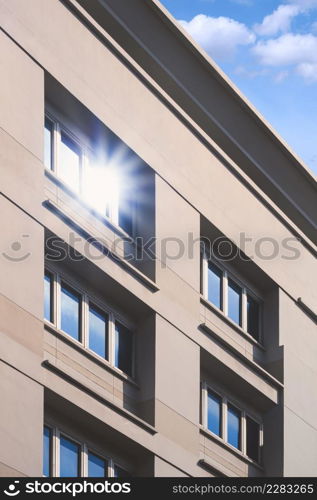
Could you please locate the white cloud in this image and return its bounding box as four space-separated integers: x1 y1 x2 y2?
296 62 317 81
179 14 255 60
254 5 300 36
230 0 253 5
254 0 317 38
274 70 289 82
253 33 317 82
253 33 317 66
235 65 268 78
287 0 317 9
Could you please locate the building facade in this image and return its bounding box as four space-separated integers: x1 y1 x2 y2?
0 0 316 477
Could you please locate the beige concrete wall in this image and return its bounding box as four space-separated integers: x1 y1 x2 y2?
0 27 44 477
0 362 43 476
0 28 43 159
0 0 315 478
280 291 317 476
154 456 188 477
155 315 200 457
135 314 156 424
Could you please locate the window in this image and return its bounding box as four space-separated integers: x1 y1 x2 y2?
44 269 134 377
88 305 108 360
207 390 222 437
202 255 261 341
115 322 133 376
227 404 241 450
247 295 260 341
83 156 110 219
44 426 129 477
61 283 81 341
114 465 131 478
44 271 53 323
88 452 108 477
43 426 52 477
44 118 53 170
228 280 242 327
202 384 262 463
207 391 222 436
207 262 222 309
246 416 260 462
60 435 81 477
44 112 134 235
118 200 133 236
60 132 81 193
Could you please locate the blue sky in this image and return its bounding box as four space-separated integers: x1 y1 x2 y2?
160 0 317 175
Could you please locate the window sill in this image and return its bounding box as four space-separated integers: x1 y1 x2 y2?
44 321 139 389
200 295 265 351
199 321 283 390
42 358 157 435
43 197 159 292
200 426 264 471
45 169 131 240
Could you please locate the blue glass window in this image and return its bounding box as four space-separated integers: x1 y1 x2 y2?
88 452 107 477
207 390 222 437
88 305 108 359
207 262 222 309
227 404 241 450
114 465 131 478
228 279 242 326
83 157 110 218
247 295 260 341
115 322 133 376
61 283 81 341
246 417 260 462
60 132 81 193
43 426 52 477
44 271 53 322
44 118 53 170
60 435 80 477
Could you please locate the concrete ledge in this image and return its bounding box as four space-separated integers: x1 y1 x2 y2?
201 296 265 351
42 359 157 435
44 321 140 388
200 427 264 471
43 198 159 292
199 322 283 391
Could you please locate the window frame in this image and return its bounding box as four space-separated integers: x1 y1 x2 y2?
246 414 262 465
58 431 82 478
43 424 129 477
226 402 242 451
206 261 223 311
43 424 53 477
44 264 135 378
44 116 54 171
85 445 109 478
44 270 54 324
201 251 263 343
59 127 84 195
227 278 243 328
113 463 131 478
44 108 137 237
87 301 110 363
113 320 135 378
59 279 83 343
205 387 223 439
201 382 263 464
